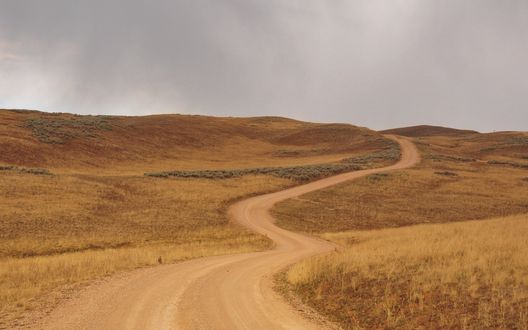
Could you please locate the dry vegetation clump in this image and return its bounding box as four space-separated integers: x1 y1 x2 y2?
0 165 51 175
145 163 363 182
24 115 113 144
434 170 457 176
272 149 324 157
286 215 528 329
426 153 475 163
487 159 528 169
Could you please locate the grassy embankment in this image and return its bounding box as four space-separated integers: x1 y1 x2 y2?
0 109 396 326
287 215 528 329
273 128 528 328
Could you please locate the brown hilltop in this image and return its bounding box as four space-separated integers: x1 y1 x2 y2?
381 125 479 137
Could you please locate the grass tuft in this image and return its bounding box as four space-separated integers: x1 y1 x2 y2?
145 163 363 182
434 170 457 176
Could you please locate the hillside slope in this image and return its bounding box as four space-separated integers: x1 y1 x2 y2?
0 109 388 174
0 108 397 327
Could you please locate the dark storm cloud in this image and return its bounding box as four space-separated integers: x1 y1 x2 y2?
0 1 527 131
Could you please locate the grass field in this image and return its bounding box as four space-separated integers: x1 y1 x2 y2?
3 109 526 328
287 214 528 329
273 132 528 232
0 109 396 327
0 173 292 326
274 130 528 328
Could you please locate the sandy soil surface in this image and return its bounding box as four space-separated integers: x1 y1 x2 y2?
34 136 419 329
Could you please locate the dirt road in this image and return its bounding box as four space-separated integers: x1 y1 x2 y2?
38 136 419 330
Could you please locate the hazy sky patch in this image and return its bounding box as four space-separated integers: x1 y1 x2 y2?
0 0 527 131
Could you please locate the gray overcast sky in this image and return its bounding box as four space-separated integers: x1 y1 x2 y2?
0 1 527 131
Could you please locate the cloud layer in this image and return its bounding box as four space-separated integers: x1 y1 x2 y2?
1 0 527 131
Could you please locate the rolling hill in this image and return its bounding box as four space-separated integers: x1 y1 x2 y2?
381 124 479 137
0 109 389 174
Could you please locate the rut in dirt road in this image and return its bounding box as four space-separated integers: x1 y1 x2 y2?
38 136 420 330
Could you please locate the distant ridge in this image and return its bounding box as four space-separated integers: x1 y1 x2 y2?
381 125 479 137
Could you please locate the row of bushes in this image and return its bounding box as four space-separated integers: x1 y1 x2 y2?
146 163 363 182
427 153 475 163
435 171 458 177
0 165 51 175
487 160 528 169
146 143 402 182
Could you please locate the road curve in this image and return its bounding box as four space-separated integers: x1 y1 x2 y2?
38 136 419 330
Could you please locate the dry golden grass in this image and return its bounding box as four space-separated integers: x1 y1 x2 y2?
273 133 528 232
273 166 528 233
415 131 528 163
287 214 528 329
0 109 396 326
274 132 528 329
1 226 267 325
0 173 289 322
0 173 291 258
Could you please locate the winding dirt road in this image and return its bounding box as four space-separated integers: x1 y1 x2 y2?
38 136 419 330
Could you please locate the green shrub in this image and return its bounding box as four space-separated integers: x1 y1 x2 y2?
24 116 113 144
